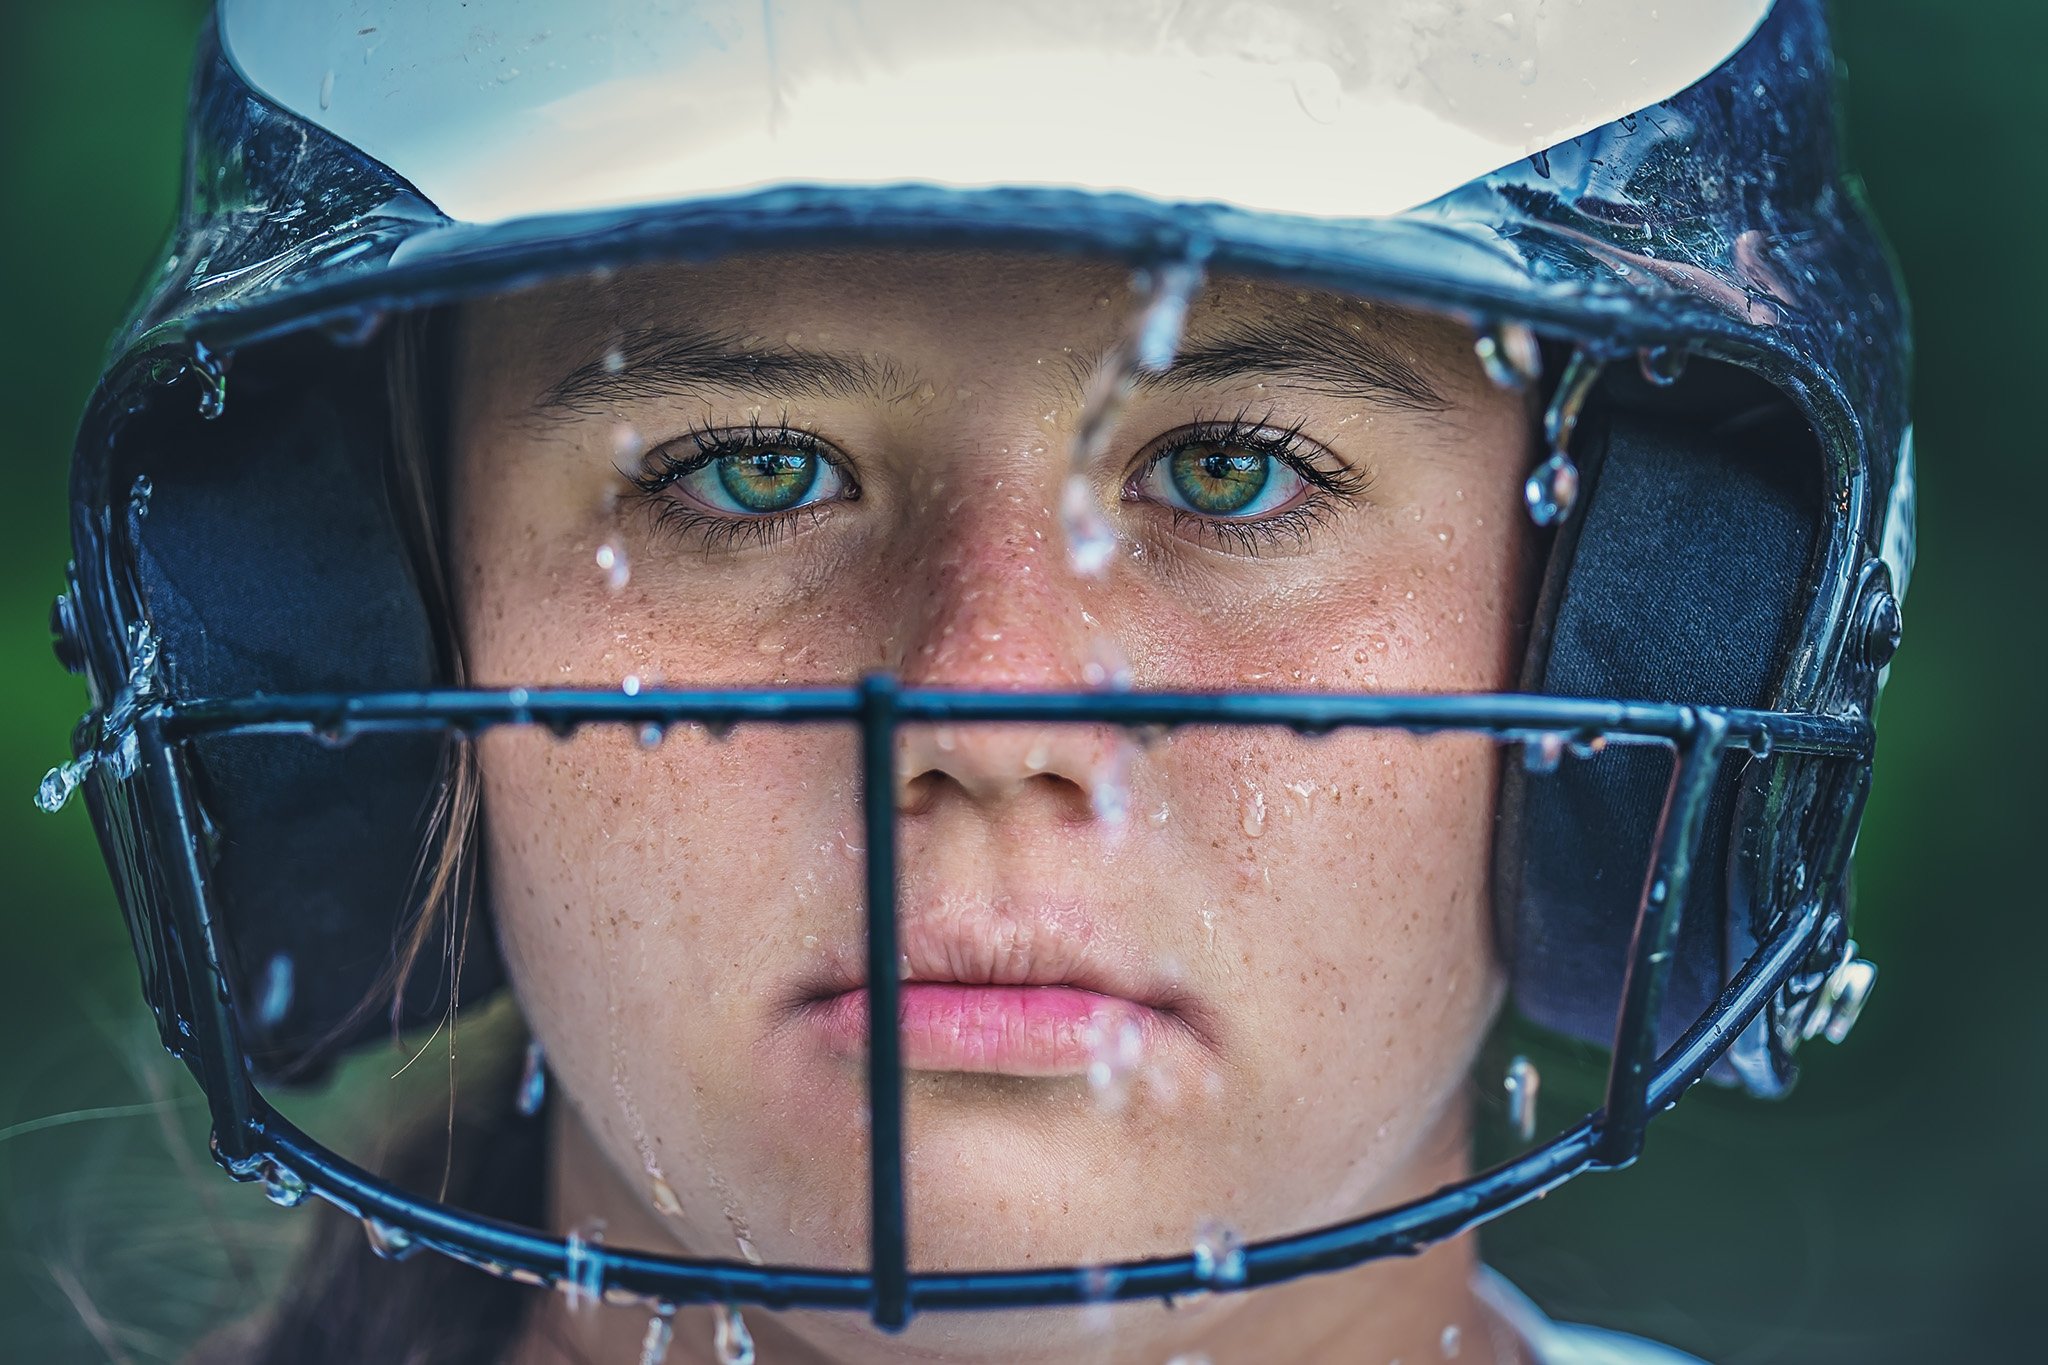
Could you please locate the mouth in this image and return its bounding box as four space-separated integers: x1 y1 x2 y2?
789 896 1203 1077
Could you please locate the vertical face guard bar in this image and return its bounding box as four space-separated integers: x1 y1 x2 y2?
135 679 1865 1327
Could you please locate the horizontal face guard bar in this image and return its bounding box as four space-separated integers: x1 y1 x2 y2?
124 677 1864 1329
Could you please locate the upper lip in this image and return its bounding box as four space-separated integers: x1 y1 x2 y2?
797 893 1187 1015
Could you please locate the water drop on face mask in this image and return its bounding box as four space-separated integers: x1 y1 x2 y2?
516 1040 547 1117
713 1304 755 1365
261 1162 308 1208
318 68 335 109
638 1308 676 1365
35 757 89 814
1475 323 1542 390
190 341 229 420
563 1220 606 1311
1440 1323 1464 1358
363 1217 418 1261
596 539 631 593
1522 452 1579 527
256 953 294 1029
1504 1054 1541 1142
1638 345 1688 387
1191 1217 1246 1287
1521 732 1566 773
128 473 153 524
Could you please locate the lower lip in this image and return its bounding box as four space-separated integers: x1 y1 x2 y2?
804 984 1161 1076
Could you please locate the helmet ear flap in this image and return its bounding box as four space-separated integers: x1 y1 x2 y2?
1494 362 1821 1082
129 334 504 1083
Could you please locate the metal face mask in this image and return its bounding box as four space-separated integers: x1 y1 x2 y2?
46 0 1909 1337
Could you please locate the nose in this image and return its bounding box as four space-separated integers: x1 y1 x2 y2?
889 484 1124 823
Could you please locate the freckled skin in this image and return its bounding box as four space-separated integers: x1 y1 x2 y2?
456 252 1536 1364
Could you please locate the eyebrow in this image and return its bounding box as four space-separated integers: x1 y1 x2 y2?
533 311 1448 415
535 326 918 414
1130 312 1447 411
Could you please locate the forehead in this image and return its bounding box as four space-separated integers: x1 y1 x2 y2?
462 249 1477 397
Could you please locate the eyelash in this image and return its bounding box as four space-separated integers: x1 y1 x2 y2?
624 419 858 552
1131 415 1374 555
621 413 1372 555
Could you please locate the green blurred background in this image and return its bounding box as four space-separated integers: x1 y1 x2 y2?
1 2 2034 1360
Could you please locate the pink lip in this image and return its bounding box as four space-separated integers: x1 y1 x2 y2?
784 892 1209 1075
805 984 1164 1075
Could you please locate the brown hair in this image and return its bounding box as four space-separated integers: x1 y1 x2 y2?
186 314 539 1364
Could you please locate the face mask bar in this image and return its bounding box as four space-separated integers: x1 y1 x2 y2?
130 673 1864 1330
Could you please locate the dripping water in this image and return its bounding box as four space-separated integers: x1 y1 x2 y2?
713 1303 755 1365
1062 254 1207 578
1524 350 1603 527
1504 1055 1540 1142
515 1040 547 1117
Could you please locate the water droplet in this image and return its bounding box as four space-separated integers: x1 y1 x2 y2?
35 758 88 814
639 1308 677 1365
563 1220 606 1310
1504 1055 1540 1142
1093 740 1133 827
1085 1012 1145 1111
1427 523 1456 549
128 473 153 524
1081 636 1134 691
1440 1323 1464 1358
190 341 228 420
638 723 666 750
261 1161 308 1207
1167 1355 1214 1365
516 1040 547 1117
603 347 626 374
735 1232 764 1265
614 424 646 460
256 953 294 1029
1024 734 1052 772
649 1175 684 1216
713 1304 755 1365
1475 324 1542 390
1638 345 1688 388
621 674 642 696
1239 786 1266 838
1749 728 1775 758
1133 258 1205 372
1062 475 1116 578
364 1217 418 1261
1149 802 1170 828
596 539 631 593
1567 734 1609 760
1522 452 1580 527
934 726 958 752
318 69 335 109
1191 1218 1246 1287
1522 733 1566 773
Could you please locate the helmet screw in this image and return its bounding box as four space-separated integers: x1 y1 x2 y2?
1856 585 1903 670
50 593 86 675
1802 952 1877 1046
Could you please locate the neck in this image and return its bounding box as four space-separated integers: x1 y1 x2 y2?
506 1103 1528 1365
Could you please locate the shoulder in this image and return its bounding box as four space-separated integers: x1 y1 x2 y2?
1478 1268 1711 1365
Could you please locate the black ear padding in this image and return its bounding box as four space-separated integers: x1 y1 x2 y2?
1498 363 1819 1057
130 337 503 1083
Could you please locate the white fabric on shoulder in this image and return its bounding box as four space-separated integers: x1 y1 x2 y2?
1477 1267 1710 1365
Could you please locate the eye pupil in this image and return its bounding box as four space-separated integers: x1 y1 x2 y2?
718 448 818 512
1170 446 1269 515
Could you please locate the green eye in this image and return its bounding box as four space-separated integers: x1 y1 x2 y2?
716 448 820 512
1165 446 1276 515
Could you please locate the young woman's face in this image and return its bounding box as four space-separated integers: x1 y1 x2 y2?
451 251 1532 1292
